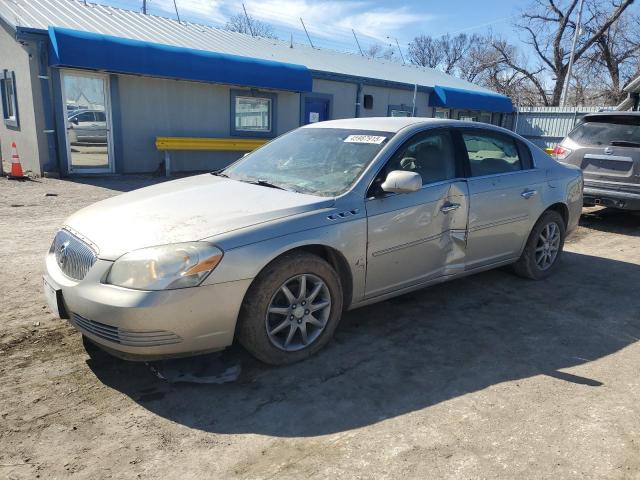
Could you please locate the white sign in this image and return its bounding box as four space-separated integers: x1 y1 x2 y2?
344 135 387 144
309 112 320 123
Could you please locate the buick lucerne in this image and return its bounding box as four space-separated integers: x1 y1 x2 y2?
44 118 583 365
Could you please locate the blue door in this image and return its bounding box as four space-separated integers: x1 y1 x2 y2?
303 97 330 125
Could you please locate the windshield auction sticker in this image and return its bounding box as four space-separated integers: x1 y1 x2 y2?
344 135 387 144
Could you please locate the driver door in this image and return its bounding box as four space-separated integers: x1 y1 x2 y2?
364 129 469 298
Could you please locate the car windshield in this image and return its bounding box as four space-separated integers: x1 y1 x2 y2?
221 128 393 196
569 116 640 147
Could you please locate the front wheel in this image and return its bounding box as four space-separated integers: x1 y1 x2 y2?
237 252 344 365
513 210 566 280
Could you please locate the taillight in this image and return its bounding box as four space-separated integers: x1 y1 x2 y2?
552 145 572 161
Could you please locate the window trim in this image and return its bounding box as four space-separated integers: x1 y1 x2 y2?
1 70 19 128
230 89 277 138
456 127 533 179
387 104 413 117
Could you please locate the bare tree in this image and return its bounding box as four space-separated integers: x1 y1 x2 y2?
497 0 635 106
408 33 479 74
408 35 444 68
224 12 277 39
580 4 640 104
364 43 397 61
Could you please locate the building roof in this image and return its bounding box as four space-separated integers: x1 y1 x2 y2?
0 0 497 95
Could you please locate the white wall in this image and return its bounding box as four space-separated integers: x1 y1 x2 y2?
0 23 45 175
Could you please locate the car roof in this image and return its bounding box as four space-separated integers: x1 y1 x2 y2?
583 111 640 118
301 117 512 135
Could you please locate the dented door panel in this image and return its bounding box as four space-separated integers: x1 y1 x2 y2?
364 180 469 297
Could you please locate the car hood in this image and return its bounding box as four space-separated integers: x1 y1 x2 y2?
64 174 333 260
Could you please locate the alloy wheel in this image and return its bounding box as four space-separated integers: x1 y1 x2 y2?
535 222 561 271
265 274 332 352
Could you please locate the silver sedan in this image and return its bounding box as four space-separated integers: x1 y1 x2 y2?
43 118 583 365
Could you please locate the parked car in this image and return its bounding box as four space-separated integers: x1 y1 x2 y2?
43 118 583 365
553 112 640 210
67 109 108 144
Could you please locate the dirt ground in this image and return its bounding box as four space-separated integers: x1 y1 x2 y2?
1 175 639 480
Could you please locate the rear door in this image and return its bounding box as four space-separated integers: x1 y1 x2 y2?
561 115 640 188
364 128 468 297
457 128 546 269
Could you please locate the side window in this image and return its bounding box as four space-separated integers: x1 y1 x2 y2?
386 130 457 186
94 111 106 122
462 131 523 177
76 111 94 122
1 70 19 128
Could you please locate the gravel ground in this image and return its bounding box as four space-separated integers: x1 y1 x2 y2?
1 175 639 480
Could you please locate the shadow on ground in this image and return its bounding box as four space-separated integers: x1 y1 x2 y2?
89 250 640 437
580 207 640 237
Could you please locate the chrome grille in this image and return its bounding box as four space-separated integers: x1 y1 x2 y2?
50 229 97 281
71 313 182 346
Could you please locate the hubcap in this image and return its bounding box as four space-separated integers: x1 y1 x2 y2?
265 274 332 352
535 222 561 271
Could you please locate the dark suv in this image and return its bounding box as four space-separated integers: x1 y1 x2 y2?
554 112 640 210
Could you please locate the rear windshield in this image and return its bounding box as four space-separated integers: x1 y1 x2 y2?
568 116 640 147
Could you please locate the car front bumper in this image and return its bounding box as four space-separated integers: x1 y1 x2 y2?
583 183 640 210
44 253 252 361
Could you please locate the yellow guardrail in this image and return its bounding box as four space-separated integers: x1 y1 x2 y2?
155 137 268 176
155 137 268 152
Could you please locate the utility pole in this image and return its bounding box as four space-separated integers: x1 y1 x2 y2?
242 3 255 37
352 29 364 56
561 0 584 106
300 18 314 49
142 0 147 14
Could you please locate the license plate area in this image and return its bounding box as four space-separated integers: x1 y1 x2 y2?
582 154 633 177
43 277 68 319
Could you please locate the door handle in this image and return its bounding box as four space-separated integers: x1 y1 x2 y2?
440 202 461 213
521 189 538 199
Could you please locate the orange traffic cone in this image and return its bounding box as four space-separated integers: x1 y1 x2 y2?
8 141 26 179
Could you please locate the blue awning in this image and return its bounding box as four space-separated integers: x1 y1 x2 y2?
430 85 513 113
47 27 312 92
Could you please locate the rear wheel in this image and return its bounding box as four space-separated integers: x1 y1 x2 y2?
237 252 343 365
513 210 566 280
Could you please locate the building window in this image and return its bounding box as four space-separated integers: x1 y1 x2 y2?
231 90 276 137
458 111 478 122
479 112 492 124
363 94 374 109
388 104 412 117
1 70 19 128
434 108 450 119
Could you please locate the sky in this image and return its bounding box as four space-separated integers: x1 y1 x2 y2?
91 0 524 56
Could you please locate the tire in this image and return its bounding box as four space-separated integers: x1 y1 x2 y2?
237 251 344 365
513 210 566 280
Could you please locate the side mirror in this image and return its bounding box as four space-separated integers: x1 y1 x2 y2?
381 170 422 194
72 117 79 125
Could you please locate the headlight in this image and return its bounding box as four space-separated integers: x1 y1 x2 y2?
106 242 223 290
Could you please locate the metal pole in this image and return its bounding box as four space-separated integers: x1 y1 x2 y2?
561 0 584 106
300 18 314 48
394 37 406 65
242 3 255 37
352 29 364 56
142 0 147 14
173 0 181 24
411 84 417 116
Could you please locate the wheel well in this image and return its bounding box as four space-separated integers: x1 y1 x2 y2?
274 245 354 310
546 202 569 229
